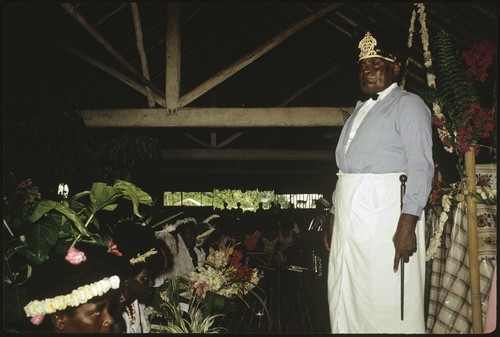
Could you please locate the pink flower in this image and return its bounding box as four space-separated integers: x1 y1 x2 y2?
65 247 87 265
30 315 45 325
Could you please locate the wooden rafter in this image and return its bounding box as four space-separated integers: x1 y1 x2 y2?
161 148 334 161
81 107 351 127
178 3 343 107
36 29 167 107
60 2 164 98
165 3 181 113
130 3 155 107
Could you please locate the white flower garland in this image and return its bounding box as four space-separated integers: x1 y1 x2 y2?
24 275 120 318
418 3 453 152
425 194 452 261
407 3 454 260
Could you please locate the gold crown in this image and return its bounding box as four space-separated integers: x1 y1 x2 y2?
358 32 396 63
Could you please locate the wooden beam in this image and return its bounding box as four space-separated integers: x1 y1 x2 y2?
161 148 334 161
216 132 244 148
165 3 181 113
60 3 164 98
178 3 342 107
130 3 155 107
135 166 327 175
36 29 167 107
181 133 210 148
81 107 352 127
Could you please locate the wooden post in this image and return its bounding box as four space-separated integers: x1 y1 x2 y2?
464 146 483 333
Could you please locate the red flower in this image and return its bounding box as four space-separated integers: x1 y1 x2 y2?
229 249 243 267
108 239 122 257
463 40 496 82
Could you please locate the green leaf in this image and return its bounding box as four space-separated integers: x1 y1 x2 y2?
20 220 60 264
28 200 59 223
113 179 152 217
90 182 121 214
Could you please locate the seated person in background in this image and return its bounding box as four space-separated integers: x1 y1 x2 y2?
243 221 263 252
110 222 172 333
261 225 279 267
275 218 299 267
23 243 122 333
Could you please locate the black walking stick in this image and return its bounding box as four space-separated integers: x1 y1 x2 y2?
399 174 407 321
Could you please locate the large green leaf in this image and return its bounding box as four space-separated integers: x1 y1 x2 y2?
70 190 91 203
28 200 89 236
89 182 121 213
113 179 152 217
20 220 60 264
28 200 59 223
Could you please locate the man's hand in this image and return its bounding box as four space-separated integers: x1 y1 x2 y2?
392 213 418 272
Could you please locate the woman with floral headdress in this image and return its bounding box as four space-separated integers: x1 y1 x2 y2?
154 216 202 286
110 221 172 333
23 244 122 333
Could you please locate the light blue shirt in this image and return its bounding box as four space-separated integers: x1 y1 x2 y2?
333 85 434 216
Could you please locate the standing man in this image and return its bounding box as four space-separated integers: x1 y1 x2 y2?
327 31 434 333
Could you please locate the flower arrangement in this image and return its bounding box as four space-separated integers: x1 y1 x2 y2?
407 3 496 156
147 244 267 333
184 244 263 301
147 277 228 333
407 4 497 261
428 32 496 155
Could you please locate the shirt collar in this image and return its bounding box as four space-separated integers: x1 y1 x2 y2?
376 82 398 101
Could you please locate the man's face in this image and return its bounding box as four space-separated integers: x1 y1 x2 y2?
358 57 400 95
55 298 116 333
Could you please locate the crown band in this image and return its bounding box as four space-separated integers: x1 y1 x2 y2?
358 31 397 63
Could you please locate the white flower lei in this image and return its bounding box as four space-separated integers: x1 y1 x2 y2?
24 275 120 318
407 4 458 260
407 4 453 153
425 194 452 261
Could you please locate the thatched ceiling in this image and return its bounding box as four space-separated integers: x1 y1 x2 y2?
3 2 497 195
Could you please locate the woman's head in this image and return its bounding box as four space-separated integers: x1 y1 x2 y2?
177 220 197 249
111 222 172 304
24 244 122 333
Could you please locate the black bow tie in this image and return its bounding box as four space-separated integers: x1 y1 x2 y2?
369 94 379 100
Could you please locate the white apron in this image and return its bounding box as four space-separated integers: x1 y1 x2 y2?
328 172 426 333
